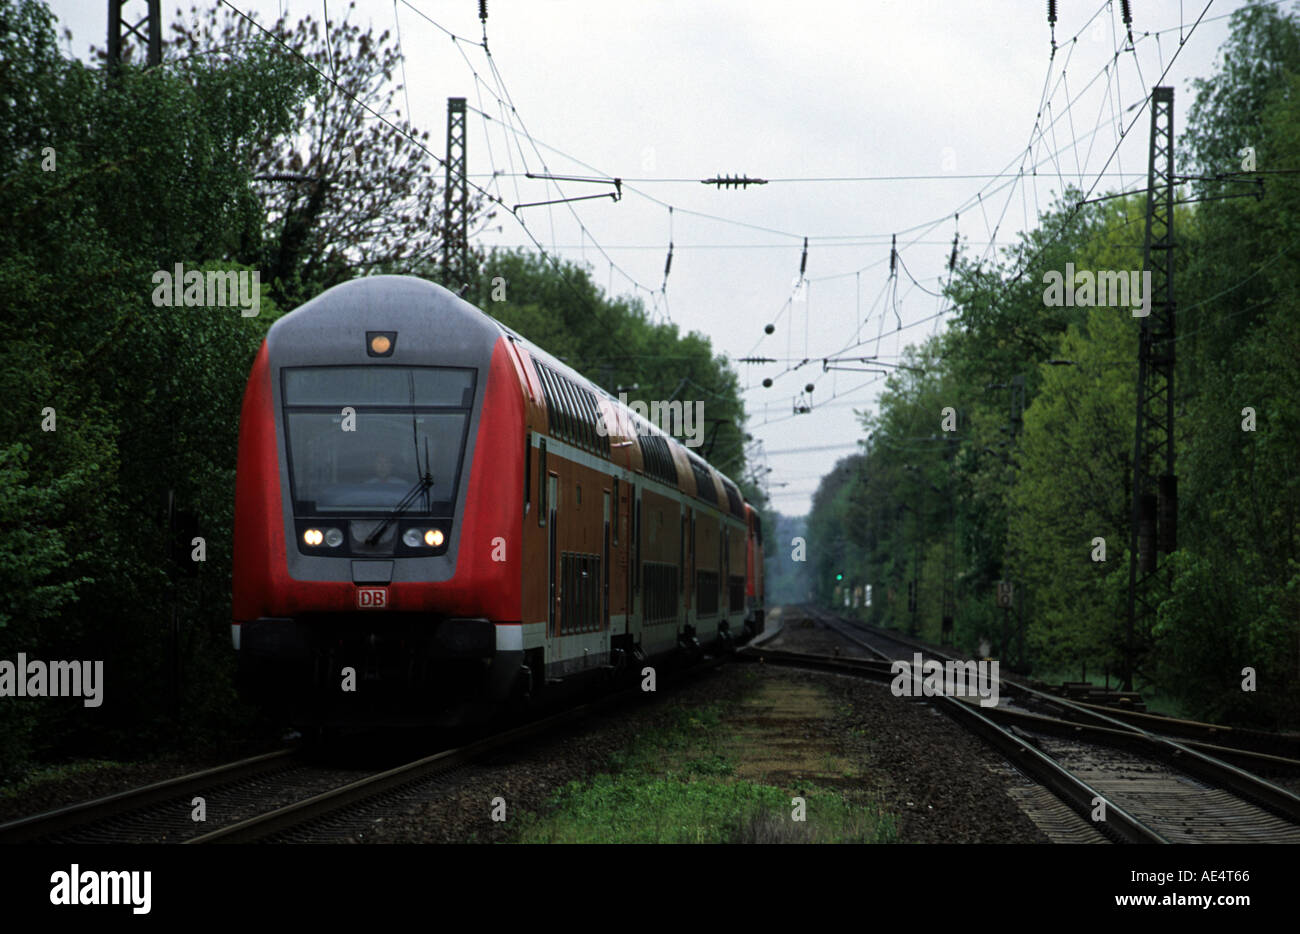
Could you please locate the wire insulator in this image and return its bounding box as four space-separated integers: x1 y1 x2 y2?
1047 0 1057 25
664 243 673 279
479 0 488 23
799 237 808 276
1120 0 1134 46
889 233 897 277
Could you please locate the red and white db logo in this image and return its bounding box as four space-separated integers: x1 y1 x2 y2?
357 587 388 609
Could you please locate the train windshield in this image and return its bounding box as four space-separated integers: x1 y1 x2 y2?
281 366 477 515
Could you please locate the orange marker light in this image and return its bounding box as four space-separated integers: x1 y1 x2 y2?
370 335 391 355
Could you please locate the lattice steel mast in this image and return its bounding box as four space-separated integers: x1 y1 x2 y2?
1124 86 1177 690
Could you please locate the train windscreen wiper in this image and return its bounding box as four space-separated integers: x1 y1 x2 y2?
364 470 433 546
365 374 435 547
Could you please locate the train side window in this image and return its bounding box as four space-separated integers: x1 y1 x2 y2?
536 365 556 435
578 387 598 452
572 379 594 451
569 379 586 449
558 376 580 448
542 365 571 444
538 439 548 526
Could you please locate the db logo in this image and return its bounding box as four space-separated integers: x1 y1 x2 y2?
357 587 388 609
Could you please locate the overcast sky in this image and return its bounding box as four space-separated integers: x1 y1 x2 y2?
48 0 1263 514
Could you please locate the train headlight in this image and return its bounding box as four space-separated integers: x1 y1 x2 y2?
324 527 344 548
402 528 445 548
303 528 324 546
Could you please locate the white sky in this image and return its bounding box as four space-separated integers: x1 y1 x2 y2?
48 0 1262 514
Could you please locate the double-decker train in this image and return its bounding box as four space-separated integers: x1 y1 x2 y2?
232 275 765 728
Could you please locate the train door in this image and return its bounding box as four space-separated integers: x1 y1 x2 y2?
602 489 611 631
547 473 559 637
626 483 635 634
723 527 730 622
679 509 686 625
633 487 641 627
687 509 695 622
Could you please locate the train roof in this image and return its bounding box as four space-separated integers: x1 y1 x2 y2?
485 293 746 513
280 275 746 512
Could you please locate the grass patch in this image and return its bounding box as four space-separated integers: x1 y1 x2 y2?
515 774 891 843
0 759 131 801
511 694 897 844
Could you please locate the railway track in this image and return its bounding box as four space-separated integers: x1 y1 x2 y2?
0 710 619 845
819 610 1300 766
0 748 310 844
0 656 727 844
744 607 1300 844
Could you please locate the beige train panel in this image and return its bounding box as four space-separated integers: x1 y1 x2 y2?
707 467 726 508
727 524 747 579
694 511 721 573
668 442 696 497
641 488 683 566
552 458 609 558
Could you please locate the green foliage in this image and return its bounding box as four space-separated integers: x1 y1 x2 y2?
169 2 464 310
0 0 306 778
801 8 1300 721
765 512 809 605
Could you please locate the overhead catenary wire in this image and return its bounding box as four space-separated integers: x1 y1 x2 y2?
396 0 666 313
220 0 631 335
269 0 1233 508
441 17 1154 356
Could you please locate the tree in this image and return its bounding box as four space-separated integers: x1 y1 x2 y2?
168 2 493 308
0 0 308 776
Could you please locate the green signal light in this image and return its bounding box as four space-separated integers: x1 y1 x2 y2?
835 573 843 581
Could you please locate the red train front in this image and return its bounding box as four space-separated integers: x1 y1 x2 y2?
232 276 527 728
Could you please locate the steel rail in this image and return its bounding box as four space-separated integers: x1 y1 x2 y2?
0 749 296 844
